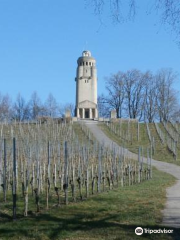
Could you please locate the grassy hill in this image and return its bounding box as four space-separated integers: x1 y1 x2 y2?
99 121 180 166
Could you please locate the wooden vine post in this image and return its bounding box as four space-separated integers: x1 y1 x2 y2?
91 164 95 195
12 138 17 220
3 139 7 202
137 122 140 141
64 141 68 205
46 141 50 210
85 149 89 198
97 146 102 193
0 141 2 194
71 163 76 202
150 145 152 179
138 147 141 183
24 148 30 216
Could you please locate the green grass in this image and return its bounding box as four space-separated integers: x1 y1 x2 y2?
72 122 89 144
0 168 179 240
72 122 97 145
100 122 180 166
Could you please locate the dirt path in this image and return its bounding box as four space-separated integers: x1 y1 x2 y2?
83 120 180 228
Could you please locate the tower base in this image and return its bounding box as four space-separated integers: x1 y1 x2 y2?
76 107 98 119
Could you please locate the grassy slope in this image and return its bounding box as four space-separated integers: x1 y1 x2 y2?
100 122 180 166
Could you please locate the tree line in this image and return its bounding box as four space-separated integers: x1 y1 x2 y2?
0 92 74 122
98 68 180 122
1 68 179 123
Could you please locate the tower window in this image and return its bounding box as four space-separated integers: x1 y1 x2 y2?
89 62 91 66
86 62 88 66
86 70 87 73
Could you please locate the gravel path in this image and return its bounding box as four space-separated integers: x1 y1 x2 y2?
83 120 180 228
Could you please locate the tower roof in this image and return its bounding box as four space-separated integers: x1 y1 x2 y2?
77 50 95 64
82 50 91 57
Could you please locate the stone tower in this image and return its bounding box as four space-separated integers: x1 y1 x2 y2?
75 50 98 119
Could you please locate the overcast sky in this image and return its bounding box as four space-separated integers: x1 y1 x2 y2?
0 0 180 104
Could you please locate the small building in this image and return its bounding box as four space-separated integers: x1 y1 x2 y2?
75 50 98 119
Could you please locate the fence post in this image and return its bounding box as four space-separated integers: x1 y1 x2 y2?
64 141 68 205
46 141 50 210
12 138 17 220
137 122 140 141
138 147 141 183
3 139 7 202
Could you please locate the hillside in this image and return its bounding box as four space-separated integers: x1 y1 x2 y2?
99 120 180 166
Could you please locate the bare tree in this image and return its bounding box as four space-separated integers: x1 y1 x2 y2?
97 68 179 121
98 94 111 118
44 93 58 118
143 72 158 123
85 0 136 23
86 0 180 44
102 72 125 118
154 0 180 42
0 94 12 122
12 93 30 121
29 92 43 120
156 68 178 122
124 69 145 120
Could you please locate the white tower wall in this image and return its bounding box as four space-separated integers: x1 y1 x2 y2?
75 51 98 119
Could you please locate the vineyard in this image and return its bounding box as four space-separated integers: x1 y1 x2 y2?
0 120 152 220
101 119 180 164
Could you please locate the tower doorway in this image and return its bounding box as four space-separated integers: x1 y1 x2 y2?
85 109 89 118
